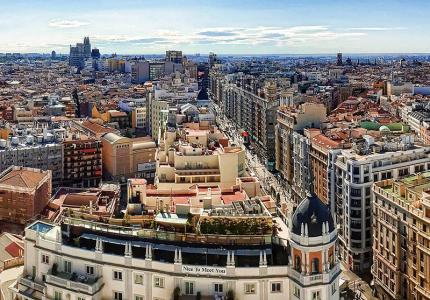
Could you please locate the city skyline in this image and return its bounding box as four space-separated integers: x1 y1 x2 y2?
1 0 430 54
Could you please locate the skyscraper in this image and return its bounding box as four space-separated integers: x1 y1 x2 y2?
69 37 92 69
165 50 183 64
83 36 91 59
69 44 85 68
91 48 100 59
337 52 343 66
209 52 217 68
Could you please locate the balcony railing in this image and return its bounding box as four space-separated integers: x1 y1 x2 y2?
287 264 340 286
45 272 103 295
63 217 273 246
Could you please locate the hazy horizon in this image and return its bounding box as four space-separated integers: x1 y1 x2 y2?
2 0 429 54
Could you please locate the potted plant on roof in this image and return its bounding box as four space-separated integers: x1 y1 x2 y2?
173 286 181 300
51 263 58 275
226 289 235 300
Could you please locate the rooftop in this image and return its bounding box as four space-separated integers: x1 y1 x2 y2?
0 166 50 190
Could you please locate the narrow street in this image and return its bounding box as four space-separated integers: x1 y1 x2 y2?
213 102 290 205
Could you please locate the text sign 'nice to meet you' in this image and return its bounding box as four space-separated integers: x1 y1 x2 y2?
182 265 227 276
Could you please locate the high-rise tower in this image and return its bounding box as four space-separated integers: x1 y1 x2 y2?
336 52 343 66
83 36 91 59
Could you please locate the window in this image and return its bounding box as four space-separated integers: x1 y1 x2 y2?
64 260 71 273
54 291 62 300
86 265 94 276
295 256 301 272
332 283 337 295
113 271 123 281
214 283 223 293
244 283 256 294
312 291 321 300
312 258 319 274
114 292 123 300
185 282 194 295
42 254 49 264
271 282 282 293
135 296 144 300
154 276 165 288
293 285 301 298
77 297 85 300
135 274 144 285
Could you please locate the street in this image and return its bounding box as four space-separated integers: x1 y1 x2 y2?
212 102 291 205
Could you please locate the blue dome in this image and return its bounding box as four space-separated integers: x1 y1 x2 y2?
291 193 334 237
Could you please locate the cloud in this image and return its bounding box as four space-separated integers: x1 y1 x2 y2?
49 19 89 28
198 30 237 37
347 27 406 31
79 25 371 49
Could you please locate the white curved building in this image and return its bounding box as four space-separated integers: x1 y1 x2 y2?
10 194 340 300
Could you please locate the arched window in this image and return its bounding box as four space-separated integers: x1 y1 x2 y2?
295 256 301 272
312 258 319 274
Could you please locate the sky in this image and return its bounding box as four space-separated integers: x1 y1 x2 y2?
1 0 429 55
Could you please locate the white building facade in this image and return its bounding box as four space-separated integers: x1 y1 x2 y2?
334 142 430 272
10 208 340 300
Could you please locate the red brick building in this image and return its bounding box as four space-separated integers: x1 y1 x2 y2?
0 166 52 225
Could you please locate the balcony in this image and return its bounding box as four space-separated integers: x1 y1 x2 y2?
45 271 104 295
287 264 340 286
175 168 220 176
11 276 46 300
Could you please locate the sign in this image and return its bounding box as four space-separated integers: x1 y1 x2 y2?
137 162 156 172
182 265 226 276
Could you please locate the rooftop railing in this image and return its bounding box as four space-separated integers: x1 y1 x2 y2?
63 216 273 245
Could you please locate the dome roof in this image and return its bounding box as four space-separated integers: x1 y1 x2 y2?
291 193 334 237
379 125 390 132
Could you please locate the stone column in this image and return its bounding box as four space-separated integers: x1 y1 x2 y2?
301 251 306 275
305 252 310 275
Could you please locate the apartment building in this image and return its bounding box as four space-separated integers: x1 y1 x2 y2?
131 107 147 132
63 137 102 188
275 103 327 203
334 135 430 273
0 135 63 187
151 100 169 141
308 131 343 211
0 166 51 225
10 191 340 300
222 78 279 168
156 124 246 189
373 172 430 300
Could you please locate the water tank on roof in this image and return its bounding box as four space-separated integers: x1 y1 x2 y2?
26 135 34 144
11 137 19 145
46 133 54 142
0 139 6 148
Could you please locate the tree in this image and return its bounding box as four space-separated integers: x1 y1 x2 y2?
124 128 133 138
226 289 235 300
173 286 181 300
